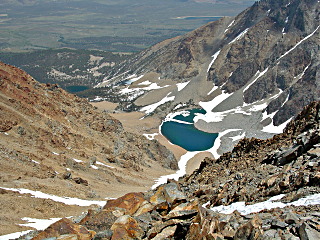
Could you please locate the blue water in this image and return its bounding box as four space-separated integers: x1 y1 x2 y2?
161 109 218 151
66 85 90 93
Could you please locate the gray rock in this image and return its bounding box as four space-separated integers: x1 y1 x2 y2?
284 211 300 224
93 230 113 240
298 223 320 240
163 182 187 206
17 126 26 135
271 219 288 229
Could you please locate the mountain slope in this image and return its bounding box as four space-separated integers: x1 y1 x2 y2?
96 0 319 155
0 61 177 234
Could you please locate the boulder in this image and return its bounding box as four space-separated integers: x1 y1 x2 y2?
103 192 146 215
93 230 113 240
110 215 143 240
152 225 177 240
31 218 95 240
298 222 320 240
80 209 121 232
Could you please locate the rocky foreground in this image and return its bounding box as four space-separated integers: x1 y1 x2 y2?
22 101 320 239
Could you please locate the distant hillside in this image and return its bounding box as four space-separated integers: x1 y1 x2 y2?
0 0 254 52
95 0 320 155
0 49 131 91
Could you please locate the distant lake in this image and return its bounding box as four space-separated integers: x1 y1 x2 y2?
174 16 222 24
161 109 218 151
66 85 90 93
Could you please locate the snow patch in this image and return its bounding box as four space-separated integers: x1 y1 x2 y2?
224 20 235 33
73 158 83 163
207 85 219 96
96 161 114 169
143 133 158 140
0 187 106 207
91 165 99 170
210 193 320 215
229 28 249 45
138 80 152 86
230 132 246 142
207 50 221 72
152 151 199 189
177 81 190 91
262 117 293 134
243 68 269 92
0 230 32 240
140 93 175 114
278 25 320 62
19 217 62 231
198 91 232 114
207 129 241 159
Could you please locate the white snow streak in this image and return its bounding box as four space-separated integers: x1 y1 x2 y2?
152 151 199 189
207 85 219 96
143 133 158 140
278 25 320 62
198 91 232 114
210 194 320 215
207 129 241 159
96 161 114 169
230 132 246 142
262 117 293 134
224 20 235 33
177 81 190 91
140 93 175 114
229 28 249 45
0 231 32 240
0 187 106 207
243 68 269 92
19 217 62 231
138 80 152 86
73 158 83 163
207 50 221 72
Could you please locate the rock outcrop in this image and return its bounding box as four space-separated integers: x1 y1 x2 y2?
29 101 320 239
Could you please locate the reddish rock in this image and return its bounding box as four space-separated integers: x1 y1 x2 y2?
32 218 95 240
80 209 120 232
103 192 146 215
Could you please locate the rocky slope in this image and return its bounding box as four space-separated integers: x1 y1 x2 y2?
95 0 319 154
25 101 320 239
0 61 177 235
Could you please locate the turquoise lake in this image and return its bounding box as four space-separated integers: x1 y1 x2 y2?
161 109 218 151
66 85 90 93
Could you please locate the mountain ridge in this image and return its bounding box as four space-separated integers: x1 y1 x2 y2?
93 0 319 156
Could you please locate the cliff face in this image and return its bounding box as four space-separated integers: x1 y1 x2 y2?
96 0 319 155
29 101 320 239
0 62 177 234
